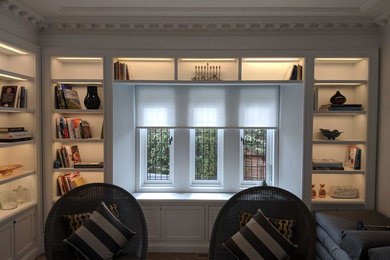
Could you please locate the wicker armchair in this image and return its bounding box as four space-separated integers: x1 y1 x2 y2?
209 186 316 260
44 183 148 260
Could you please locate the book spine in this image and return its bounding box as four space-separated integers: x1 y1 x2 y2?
58 84 67 109
0 127 25 132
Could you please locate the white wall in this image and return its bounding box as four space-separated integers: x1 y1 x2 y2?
377 23 390 217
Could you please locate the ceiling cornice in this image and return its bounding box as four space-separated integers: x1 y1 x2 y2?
0 0 45 29
1 0 388 34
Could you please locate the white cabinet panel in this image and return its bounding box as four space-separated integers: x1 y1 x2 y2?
208 206 222 241
161 206 205 241
0 221 14 260
14 208 35 259
142 206 161 240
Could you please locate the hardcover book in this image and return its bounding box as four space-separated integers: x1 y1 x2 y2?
0 86 18 107
62 85 81 109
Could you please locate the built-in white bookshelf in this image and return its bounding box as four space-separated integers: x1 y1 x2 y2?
47 57 104 203
311 57 375 208
0 41 39 221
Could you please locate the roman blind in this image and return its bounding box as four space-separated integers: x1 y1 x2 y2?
135 85 279 128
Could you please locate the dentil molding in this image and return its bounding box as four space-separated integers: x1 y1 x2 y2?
1 0 389 34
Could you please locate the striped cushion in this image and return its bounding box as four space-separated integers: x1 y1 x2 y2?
224 209 297 260
64 201 135 260
238 212 296 240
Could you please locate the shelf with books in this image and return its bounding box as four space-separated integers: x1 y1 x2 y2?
114 57 175 81
312 169 365 174
0 107 34 113
54 167 104 173
312 140 367 145
52 109 103 114
53 138 104 143
241 57 304 81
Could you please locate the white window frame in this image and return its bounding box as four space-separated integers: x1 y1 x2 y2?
189 129 224 187
139 129 174 187
239 129 276 187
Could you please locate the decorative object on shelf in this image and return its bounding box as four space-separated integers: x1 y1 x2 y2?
312 184 316 198
0 190 18 210
12 185 29 204
329 186 359 199
319 184 326 198
0 85 17 107
345 145 361 170
192 63 221 81
319 128 343 140
330 91 346 105
84 85 101 109
0 164 23 176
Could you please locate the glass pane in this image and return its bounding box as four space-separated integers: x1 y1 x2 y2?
195 129 218 180
147 129 170 180
243 129 267 181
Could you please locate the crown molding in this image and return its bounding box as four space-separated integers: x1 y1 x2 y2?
0 0 45 29
40 18 380 35
1 0 388 34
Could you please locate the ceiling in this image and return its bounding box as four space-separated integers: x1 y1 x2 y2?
2 0 390 32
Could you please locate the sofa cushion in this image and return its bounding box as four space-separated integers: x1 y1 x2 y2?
340 230 390 260
314 210 390 244
368 246 390 260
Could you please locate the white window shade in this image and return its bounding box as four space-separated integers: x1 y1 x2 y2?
135 85 279 128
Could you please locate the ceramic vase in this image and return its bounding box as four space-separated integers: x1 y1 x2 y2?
84 85 101 109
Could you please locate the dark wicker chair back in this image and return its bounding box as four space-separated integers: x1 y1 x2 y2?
209 186 316 260
44 183 148 260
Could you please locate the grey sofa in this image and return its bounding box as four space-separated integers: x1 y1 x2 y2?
314 210 390 260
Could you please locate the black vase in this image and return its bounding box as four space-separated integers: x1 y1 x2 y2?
84 86 101 109
330 91 346 105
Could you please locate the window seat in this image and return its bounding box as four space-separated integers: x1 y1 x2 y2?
133 192 234 203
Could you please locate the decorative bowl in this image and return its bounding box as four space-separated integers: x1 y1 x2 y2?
319 128 343 140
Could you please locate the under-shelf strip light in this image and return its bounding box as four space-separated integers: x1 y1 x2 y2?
56 57 102 61
0 43 27 55
242 58 300 62
315 58 363 61
0 73 26 81
179 58 236 61
314 83 364 86
118 58 173 61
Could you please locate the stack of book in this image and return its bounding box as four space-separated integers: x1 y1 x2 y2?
0 127 31 142
55 116 92 139
54 84 81 109
312 158 344 170
319 104 363 111
57 171 86 195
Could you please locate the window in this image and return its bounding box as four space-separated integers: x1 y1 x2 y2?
139 129 174 185
240 129 275 186
190 129 223 186
135 84 279 192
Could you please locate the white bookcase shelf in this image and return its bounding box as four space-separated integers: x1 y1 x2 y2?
45 56 105 204
311 56 376 209
0 41 39 224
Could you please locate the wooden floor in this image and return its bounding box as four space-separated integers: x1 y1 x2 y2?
36 253 209 259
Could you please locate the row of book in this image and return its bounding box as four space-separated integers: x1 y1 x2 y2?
57 171 86 195
0 86 27 108
113 61 131 80
0 127 31 142
55 145 81 168
54 84 82 109
284 64 303 80
56 117 92 139
312 145 361 170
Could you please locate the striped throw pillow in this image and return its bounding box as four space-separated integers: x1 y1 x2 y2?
64 201 135 260
224 209 297 260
